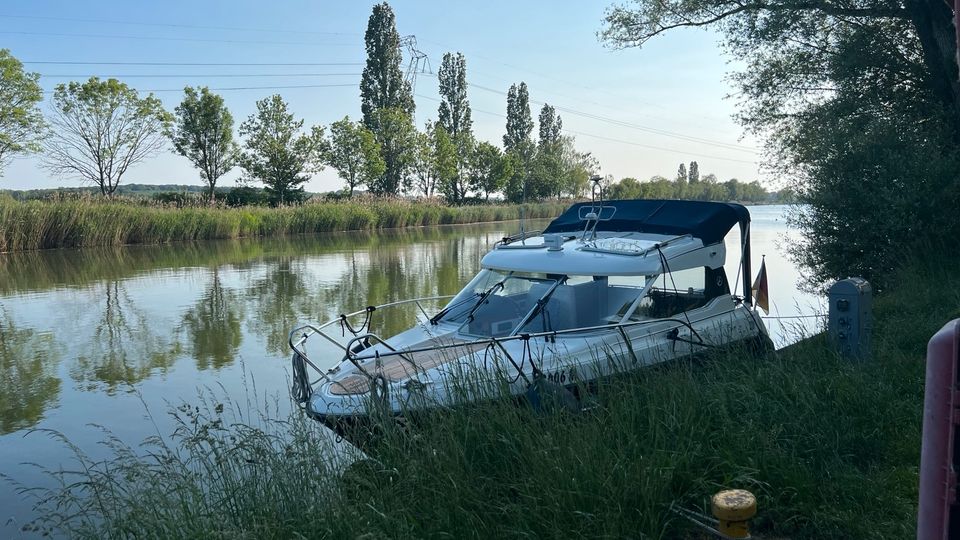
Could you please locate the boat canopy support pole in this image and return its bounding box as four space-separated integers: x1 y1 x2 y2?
741 220 753 307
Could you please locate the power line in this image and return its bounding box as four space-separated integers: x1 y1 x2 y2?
0 30 357 47
23 61 365 66
422 74 758 154
42 83 358 94
38 73 363 78
0 14 360 36
415 94 758 165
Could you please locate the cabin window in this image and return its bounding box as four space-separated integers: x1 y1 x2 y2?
628 266 729 320
456 273 557 337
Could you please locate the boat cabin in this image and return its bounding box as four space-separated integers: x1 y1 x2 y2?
434 199 753 339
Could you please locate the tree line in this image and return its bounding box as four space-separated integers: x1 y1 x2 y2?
0 2 773 209
0 3 601 206
607 160 784 203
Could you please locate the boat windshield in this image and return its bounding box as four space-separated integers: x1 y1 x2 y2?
434 269 557 337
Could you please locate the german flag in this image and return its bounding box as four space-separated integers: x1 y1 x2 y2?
751 256 769 315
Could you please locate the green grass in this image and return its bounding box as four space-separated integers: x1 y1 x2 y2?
15 256 956 539
0 196 568 251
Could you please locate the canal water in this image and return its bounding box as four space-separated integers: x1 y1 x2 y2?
0 205 820 534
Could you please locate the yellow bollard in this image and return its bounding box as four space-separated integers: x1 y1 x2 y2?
711 489 757 539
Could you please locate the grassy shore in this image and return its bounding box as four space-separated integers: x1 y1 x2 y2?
0 196 568 251
16 256 956 539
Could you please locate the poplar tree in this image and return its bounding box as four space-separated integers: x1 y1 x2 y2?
437 52 474 203
688 161 700 183
503 82 533 153
360 2 415 195
537 104 562 147
677 163 687 182
366 107 415 195
360 2 414 127
503 82 534 203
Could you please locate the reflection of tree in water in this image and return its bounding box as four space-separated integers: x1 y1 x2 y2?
72 280 182 394
247 224 529 355
320 234 492 340
246 258 321 356
0 310 62 435
181 268 244 370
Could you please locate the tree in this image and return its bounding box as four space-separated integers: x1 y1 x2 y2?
432 125 459 201
676 163 687 182
437 52 474 203
503 82 535 203
410 123 438 197
366 107 415 196
438 52 472 139
688 161 700 184
0 50 44 176
469 141 511 201
360 2 414 128
360 2 416 196
608 177 643 199
170 86 238 202
559 136 598 198
504 82 534 153
600 0 960 288
600 0 960 135
325 116 385 197
538 104 562 147
44 78 172 196
238 95 326 206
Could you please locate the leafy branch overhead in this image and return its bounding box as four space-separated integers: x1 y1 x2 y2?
601 0 960 288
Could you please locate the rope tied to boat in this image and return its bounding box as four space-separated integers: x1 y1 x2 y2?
291 349 312 404
339 305 377 337
519 333 543 378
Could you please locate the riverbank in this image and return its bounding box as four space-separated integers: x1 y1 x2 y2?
17 253 949 539
0 197 568 251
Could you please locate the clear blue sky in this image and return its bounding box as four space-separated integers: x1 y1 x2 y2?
0 0 765 192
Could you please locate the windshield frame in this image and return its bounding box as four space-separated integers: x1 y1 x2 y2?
448 271 559 338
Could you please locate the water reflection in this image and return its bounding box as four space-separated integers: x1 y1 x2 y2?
0 212 817 535
71 280 183 393
0 311 61 435
182 269 244 370
247 258 317 356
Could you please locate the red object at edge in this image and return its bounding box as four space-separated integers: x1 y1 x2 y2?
918 319 960 540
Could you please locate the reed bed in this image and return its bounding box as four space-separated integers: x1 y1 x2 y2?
12 256 950 539
0 196 568 251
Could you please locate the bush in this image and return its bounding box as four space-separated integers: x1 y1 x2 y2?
787 108 960 291
225 186 268 207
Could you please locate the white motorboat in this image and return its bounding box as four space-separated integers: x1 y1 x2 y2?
289 195 771 444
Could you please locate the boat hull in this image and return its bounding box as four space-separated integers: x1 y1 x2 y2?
310 332 773 450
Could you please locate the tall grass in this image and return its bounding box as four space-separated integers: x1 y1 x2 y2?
14 256 952 539
0 195 568 251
